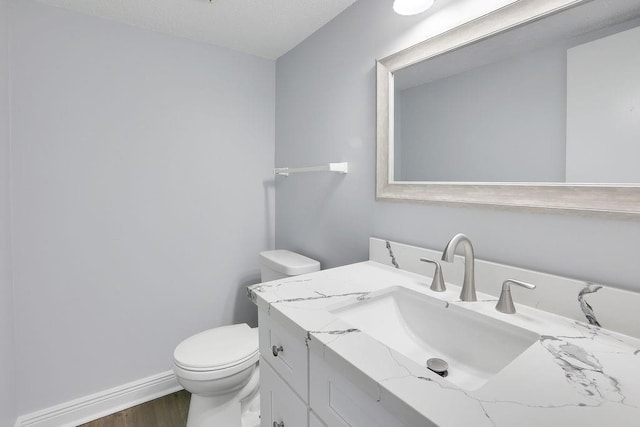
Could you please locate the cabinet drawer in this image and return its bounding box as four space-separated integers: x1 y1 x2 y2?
260 357 308 427
258 309 308 401
310 351 415 427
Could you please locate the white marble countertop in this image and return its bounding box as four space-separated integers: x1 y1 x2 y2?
248 261 640 427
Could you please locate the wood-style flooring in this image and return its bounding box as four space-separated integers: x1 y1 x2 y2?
78 390 191 427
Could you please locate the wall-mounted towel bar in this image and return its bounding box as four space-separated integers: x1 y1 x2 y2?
274 162 348 177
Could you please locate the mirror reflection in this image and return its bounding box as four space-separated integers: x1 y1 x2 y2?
392 4 640 184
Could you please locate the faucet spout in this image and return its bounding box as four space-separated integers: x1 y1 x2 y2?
441 233 477 301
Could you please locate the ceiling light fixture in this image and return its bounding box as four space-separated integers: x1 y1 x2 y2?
393 0 435 16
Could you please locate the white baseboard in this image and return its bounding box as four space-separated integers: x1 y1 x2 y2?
15 371 182 427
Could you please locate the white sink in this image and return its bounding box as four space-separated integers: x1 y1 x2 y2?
330 286 539 390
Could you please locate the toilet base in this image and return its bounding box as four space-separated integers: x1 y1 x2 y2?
184 365 260 427
240 378 260 427
240 393 260 427
186 391 260 427
186 393 237 427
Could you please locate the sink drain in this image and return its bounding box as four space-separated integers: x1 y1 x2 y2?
426 358 449 377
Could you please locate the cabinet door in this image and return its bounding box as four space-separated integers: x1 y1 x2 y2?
259 308 309 401
260 357 308 427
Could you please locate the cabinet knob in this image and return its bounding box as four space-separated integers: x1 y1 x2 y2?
273 421 284 427
272 345 283 357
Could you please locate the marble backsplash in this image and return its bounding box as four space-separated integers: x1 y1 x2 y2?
370 237 640 339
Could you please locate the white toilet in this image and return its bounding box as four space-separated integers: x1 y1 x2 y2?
173 250 320 427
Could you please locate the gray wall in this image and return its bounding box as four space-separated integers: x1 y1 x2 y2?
0 0 15 424
10 0 274 415
275 0 640 293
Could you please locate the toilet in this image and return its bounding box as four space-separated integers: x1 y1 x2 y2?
173 250 320 427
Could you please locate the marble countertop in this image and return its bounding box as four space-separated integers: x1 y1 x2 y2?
248 261 640 426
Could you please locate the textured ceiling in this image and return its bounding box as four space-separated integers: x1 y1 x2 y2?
37 0 359 59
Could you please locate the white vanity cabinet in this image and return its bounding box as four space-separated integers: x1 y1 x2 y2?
251 249 640 426
258 309 410 427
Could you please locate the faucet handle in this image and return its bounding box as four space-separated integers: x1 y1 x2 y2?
496 279 535 314
420 258 446 292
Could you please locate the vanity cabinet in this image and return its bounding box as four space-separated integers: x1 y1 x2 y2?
251 247 640 426
258 309 409 427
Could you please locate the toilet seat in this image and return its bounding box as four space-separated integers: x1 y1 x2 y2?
173 324 259 381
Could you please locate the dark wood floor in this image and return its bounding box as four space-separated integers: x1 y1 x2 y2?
79 390 191 427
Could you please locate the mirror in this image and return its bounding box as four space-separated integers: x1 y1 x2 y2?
377 0 640 215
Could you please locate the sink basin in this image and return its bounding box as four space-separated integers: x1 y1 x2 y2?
330 286 539 390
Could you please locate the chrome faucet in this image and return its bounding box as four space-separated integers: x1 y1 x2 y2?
441 233 476 302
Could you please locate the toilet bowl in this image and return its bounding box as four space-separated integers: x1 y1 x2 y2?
173 324 260 427
173 250 320 427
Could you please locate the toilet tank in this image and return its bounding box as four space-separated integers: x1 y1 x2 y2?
259 250 320 282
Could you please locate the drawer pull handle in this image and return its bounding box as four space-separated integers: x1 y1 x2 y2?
273 421 284 427
272 345 284 357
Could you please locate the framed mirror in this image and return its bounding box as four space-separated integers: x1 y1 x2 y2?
376 0 640 216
